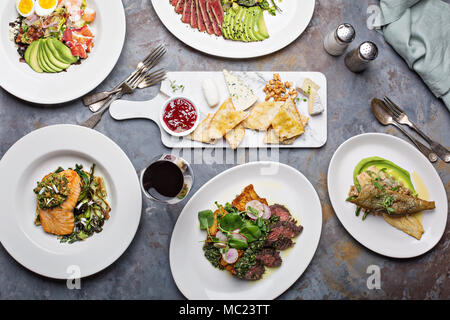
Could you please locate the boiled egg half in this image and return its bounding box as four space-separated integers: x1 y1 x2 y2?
16 0 35 18
35 0 58 16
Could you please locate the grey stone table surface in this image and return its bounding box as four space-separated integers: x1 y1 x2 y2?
0 0 449 300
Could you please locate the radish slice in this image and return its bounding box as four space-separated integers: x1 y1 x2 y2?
222 248 239 264
215 231 227 243
245 200 264 220
231 233 247 243
261 204 272 220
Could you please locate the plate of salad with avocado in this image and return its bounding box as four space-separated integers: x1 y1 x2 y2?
169 161 322 300
328 133 448 258
153 0 316 58
0 0 126 104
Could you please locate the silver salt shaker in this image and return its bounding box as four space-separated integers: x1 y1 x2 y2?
344 41 378 72
323 23 356 56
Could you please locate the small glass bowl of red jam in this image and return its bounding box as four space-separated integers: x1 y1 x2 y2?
160 96 200 137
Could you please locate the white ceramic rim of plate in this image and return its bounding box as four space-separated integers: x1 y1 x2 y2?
0 0 126 104
169 161 322 300
327 133 448 258
0 124 142 279
151 0 316 59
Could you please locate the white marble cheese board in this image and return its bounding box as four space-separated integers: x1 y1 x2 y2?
109 71 327 149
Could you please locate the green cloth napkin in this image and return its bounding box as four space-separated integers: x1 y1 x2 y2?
375 0 450 111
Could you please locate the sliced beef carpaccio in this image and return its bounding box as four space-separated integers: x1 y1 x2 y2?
244 262 265 281
206 0 222 36
208 0 225 25
182 0 193 24
256 248 282 268
174 0 186 14
195 0 206 32
198 0 215 35
190 0 198 29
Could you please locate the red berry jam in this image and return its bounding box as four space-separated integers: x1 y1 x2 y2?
163 98 198 133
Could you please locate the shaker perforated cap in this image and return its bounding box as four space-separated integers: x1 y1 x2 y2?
359 41 378 60
336 23 355 43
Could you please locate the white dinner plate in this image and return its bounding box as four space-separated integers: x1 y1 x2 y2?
152 0 315 59
328 133 448 258
169 161 322 300
0 0 126 104
0 125 142 279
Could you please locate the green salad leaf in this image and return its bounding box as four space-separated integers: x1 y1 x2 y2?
198 210 215 230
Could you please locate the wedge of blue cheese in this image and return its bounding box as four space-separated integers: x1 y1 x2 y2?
223 70 257 111
296 78 324 116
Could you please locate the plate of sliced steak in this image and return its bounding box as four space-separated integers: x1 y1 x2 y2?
170 161 322 299
152 0 316 58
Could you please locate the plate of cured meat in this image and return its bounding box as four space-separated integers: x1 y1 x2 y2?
151 0 315 58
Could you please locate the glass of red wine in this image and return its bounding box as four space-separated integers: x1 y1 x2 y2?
140 154 194 204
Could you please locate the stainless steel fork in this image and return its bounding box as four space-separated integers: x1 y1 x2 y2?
138 69 166 89
80 69 164 129
85 44 167 111
384 97 450 163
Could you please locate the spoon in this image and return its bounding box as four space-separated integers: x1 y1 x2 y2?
371 98 438 163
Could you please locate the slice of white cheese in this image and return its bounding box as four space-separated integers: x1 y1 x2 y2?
202 78 220 108
310 93 325 116
296 78 324 116
223 69 257 111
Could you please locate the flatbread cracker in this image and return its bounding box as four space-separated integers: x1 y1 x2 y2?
243 101 284 131
208 98 249 140
270 105 305 141
284 97 309 128
225 123 245 149
188 114 216 144
263 127 296 145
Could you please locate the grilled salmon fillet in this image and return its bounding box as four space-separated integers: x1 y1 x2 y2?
38 170 81 236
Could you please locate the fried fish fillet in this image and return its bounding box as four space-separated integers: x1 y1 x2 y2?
382 213 424 240
38 170 81 236
348 184 435 216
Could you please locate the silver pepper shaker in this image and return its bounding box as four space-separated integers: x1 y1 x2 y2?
323 23 356 56
344 41 378 72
